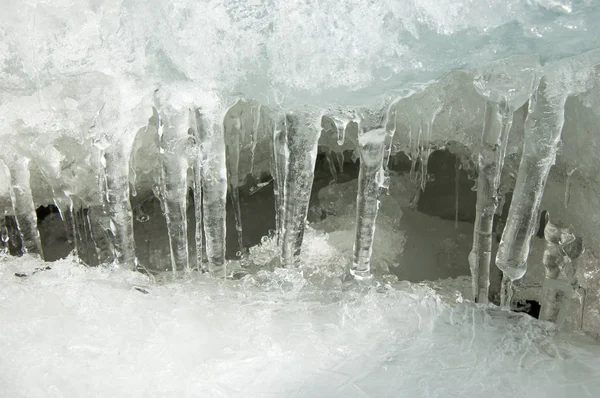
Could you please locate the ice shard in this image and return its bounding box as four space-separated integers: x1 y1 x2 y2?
273 112 321 268
468 55 541 303
155 94 192 274
0 151 43 258
496 50 600 305
192 103 228 276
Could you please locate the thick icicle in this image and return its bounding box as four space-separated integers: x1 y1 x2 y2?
156 105 191 274
193 107 228 276
540 212 584 323
469 55 541 303
1 155 44 258
102 147 136 266
274 112 321 268
496 51 600 305
495 80 567 302
351 128 387 280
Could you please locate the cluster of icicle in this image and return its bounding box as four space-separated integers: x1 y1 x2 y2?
1 50 600 316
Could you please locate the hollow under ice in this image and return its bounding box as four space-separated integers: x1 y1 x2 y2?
2 0 600 396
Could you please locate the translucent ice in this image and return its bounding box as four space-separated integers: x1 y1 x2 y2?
496 50 600 297
469 55 541 303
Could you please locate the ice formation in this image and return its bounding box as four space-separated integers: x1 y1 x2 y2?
2 0 600 395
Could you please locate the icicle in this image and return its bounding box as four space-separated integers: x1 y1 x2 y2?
468 98 514 303
469 54 541 303
540 212 584 323
335 151 345 174
102 146 136 267
53 194 77 257
564 167 577 208
87 207 114 265
224 101 246 257
270 116 287 247
0 214 8 254
351 128 387 280
72 205 99 266
496 77 566 296
276 112 321 268
156 105 191 274
193 107 228 276
454 158 460 229
249 104 261 175
322 114 351 147
324 149 338 183
408 120 420 183
1 155 44 258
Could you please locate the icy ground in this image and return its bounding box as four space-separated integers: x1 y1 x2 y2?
1 234 600 398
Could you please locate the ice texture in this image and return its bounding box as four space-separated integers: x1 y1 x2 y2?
2 251 600 397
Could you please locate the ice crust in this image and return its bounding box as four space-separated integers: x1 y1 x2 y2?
2 246 600 397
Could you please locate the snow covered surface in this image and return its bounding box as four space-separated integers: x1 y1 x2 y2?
2 240 600 397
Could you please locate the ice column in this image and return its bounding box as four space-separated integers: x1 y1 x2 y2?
155 101 192 274
273 112 321 268
351 127 387 280
193 106 228 276
469 55 540 303
102 146 137 266
223 100 262 256
0 153 43 258
540 212 584 323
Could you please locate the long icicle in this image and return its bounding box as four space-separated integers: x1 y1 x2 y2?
103 145 136 267
1 154 44 258
495 77 567 306
468 98 513 303
193 107 228 276
224 101 247 256
468 54 541 304
278 112 321 268
351 128 387 280
156 106 191 274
